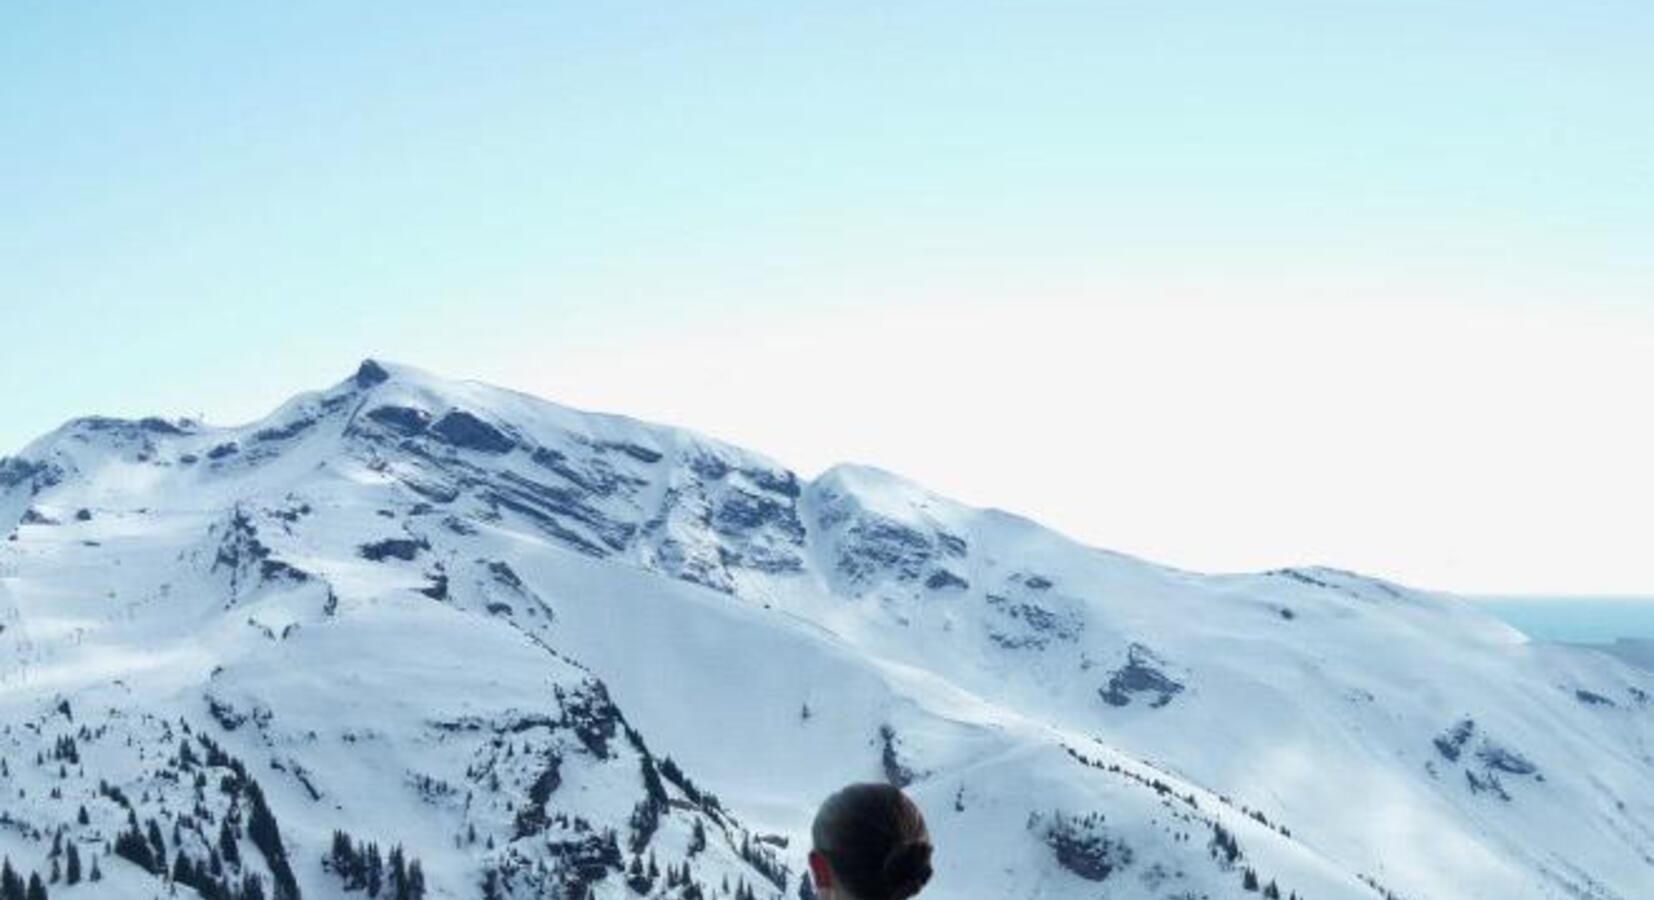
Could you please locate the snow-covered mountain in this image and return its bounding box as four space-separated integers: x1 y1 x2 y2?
1 360 1649 900
1599 640 1654 676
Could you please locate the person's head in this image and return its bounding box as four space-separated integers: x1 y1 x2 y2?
808 783 932 900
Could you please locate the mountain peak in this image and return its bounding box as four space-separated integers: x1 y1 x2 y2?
341 357 449 395
353 358 392 389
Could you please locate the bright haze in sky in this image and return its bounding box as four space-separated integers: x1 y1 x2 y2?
3 4 1651 594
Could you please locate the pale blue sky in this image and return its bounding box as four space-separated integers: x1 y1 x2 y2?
3 4 1651 591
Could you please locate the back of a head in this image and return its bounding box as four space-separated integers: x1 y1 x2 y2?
810 783 933 900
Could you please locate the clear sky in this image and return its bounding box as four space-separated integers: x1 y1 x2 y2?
3 3 1651 594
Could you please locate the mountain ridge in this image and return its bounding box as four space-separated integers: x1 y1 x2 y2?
1 360 1649 900
0 359 1330 586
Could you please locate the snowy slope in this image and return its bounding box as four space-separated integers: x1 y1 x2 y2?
1592 640 1654 675
1 360 1650 900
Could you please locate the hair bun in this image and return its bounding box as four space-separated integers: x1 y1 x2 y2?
880 840 933 899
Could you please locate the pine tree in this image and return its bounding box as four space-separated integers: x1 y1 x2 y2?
88 859 101 883
219 819 241 868
329 831 350 877
365 843 382 897
406 860 425 900
115 818 157 874
1209 823 1241 865
243 783 298 900
1 860 23 900
388 845 407 900
1243 868 1260 891
63 846 80 886
23 874 45 900
146 818 167 868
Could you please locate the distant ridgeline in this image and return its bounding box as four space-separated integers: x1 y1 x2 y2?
1472 597 1654 668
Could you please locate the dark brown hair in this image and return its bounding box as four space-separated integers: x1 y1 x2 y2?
811 783 932 900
